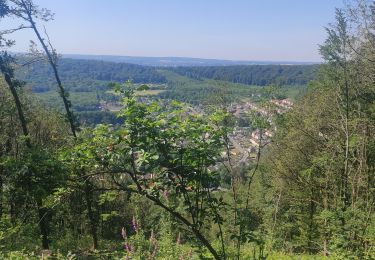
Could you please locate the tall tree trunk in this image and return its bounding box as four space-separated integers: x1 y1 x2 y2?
21 0 77 138
237 128 263 259
322 183 329 256
84 181 98 249
20 2 104 249
1 58 53 249
3 73 31 148
308 188 316 253
0 170 3 219
37 200 50 250
343 69 350 209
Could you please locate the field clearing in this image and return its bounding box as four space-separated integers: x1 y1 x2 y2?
134 89 166 96
106 89 165 96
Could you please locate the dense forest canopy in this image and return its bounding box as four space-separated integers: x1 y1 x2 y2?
168 65 318 86
16 57 167 93
0 0 374 259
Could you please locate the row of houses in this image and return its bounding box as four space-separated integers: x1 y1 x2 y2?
225 99 294 166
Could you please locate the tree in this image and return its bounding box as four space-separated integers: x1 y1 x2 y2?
1 0 77 137
263 3 375 258
63 83 230 259
0 74 69 250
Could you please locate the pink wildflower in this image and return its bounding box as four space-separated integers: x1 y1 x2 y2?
163 190 169 200
121 227 127 240
132 215 138 232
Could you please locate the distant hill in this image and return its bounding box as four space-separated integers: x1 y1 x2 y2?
63 54 319 67
15 57 318 94
17 58 166 93
168 65 319 86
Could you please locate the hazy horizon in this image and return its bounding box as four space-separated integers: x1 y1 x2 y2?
62 53 321 64
12 51 321 63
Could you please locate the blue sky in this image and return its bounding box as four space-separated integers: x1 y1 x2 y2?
2 0 344 62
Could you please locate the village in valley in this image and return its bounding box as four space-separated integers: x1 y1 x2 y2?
225 98 293 168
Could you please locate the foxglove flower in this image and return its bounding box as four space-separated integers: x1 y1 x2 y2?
132 215 138 232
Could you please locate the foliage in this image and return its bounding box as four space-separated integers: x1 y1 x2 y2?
0 0 374 259
168 64 318 86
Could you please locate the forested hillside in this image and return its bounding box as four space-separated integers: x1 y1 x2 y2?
17 58 167 93
17 57 316 93
157 70 306 105
0 0 374 259
168 65 318 86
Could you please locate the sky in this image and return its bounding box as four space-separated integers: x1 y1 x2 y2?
1 0 344 62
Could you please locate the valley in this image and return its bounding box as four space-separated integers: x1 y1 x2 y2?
1 1 374 259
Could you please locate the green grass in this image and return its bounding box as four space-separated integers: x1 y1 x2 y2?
106 89 165 96
157 70 305 104
158 70 264 104
134 89 166 96
36 91 100 111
